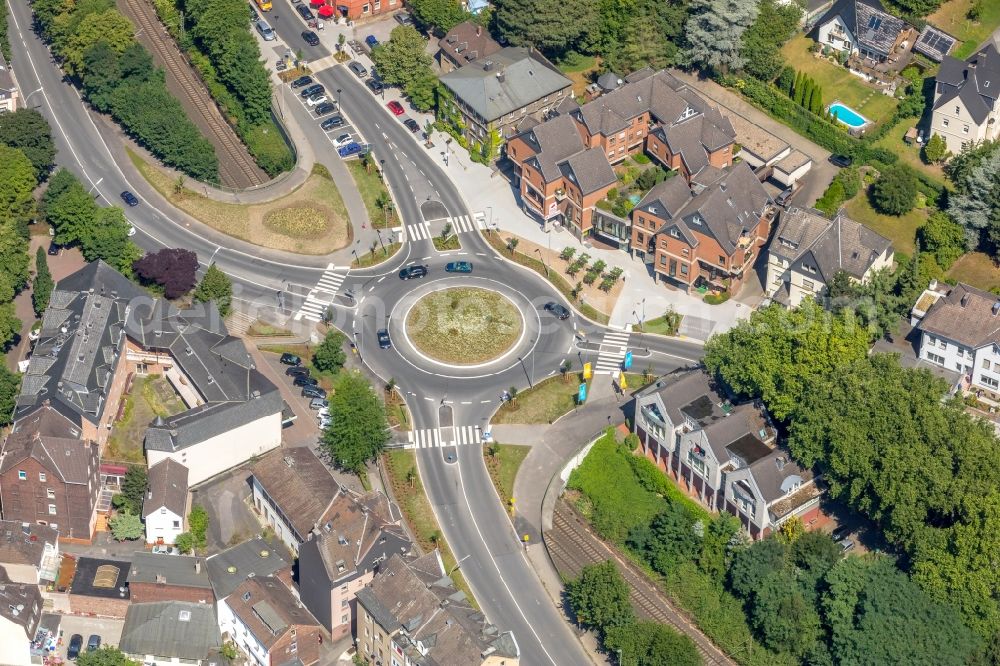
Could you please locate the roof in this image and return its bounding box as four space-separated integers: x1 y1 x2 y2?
773 149 812 175
225 576 319 651
772 207 892 283
127 552 212 590
678 162 773 255
0 406 96 484
653 110 736 177
207 535 291 601
560 147 617 195
745 449 815 504
15 261 144 427
918 282 1000 348
0 521 58 570
697 402 774 466
142 459 188 518
69 557 130 599
637 369 730 428
596 71 624 92
119 601 221 661
440 47 571 123
0 567 42 640
0 53 15 93
250 448 340 542
517 114 586 181
913 24 957 62
816 0 906 56
935 43 1000 125
726 112 787 162
574 70 696 137
438 21 501 67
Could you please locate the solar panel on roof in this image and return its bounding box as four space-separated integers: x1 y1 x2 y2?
867 14 878 28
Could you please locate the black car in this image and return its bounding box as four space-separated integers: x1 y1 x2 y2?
293 375 319 387
300 83 324 98
302 30 320 46
47 241 61 256
295 4 314 20
314 102 337 116
403 118 420 133
544 301 571 320
68 634 84 660
302 386 327 399
120 190 139 206
286 366 310 377
280 352 302 366
377 328 391 349
290 75 313 89
87 635 101 652
775 187 795 207
321 116 345 131
398 265 428 280
366 78 384 95
829 154 853 168
831 525 851 542
348 61 368 78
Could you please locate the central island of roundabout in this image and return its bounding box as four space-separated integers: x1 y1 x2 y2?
405 287 523 365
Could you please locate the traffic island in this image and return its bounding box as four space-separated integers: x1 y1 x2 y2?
404 287 523 365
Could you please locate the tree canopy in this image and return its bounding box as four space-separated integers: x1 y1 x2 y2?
0 109 57 181
684 0 759 75
133 248 200 299
321 371 389 474
491 0 597 58
76 647 139 666
407 0 467 34
566 560 634 634
193 263 233 316
947 143 1000 255
739 0 801 81
370 27 438 112
871 165 917 216
0 145 37 232
312 330 347 374
109 510 144 541
33 247 54 317
604 620 701 666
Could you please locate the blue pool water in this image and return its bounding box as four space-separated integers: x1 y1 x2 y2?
828 102 868 129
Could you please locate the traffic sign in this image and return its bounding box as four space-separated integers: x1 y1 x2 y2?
623 350 633 370
619 373 628 390
583 362 592 379
578 383 587 403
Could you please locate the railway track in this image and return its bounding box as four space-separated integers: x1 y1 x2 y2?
121 0 267 188
547 501 734 666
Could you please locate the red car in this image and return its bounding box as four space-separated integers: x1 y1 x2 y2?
387 100 405 116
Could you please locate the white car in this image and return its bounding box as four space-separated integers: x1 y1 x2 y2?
319 417 331 429
317 407 329 418
127 224 137 237
333 133 353 148
307 93 328 107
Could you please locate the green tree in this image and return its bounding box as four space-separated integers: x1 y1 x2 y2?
566 560 634 634
739 0 801 81
75 647 140 666
188 505 209 550
0 302 21 351
193 263 233 316
313 329 347 373
370 27 437 113
0 146 37 231
604 620 700 666
491 0 598 58
872 165 917 216
407 0 467 34
948 146 1000 253
63 9 136 76
918 211 966 270
685 0 760 75
320 372 389 474
118 465 148 515
0 109 57 181
0 365 21 427
923 133 949 163
174 531 196 554
0 223 30 304
751 573 822 655
108 510 144 541
33 247 54 317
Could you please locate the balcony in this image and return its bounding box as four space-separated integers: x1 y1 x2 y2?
554 188 567 201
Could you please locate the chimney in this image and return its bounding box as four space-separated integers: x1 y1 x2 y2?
993 301 1000 317
497 67 505 83
476 25 481 37
961 293 970 307
155 574 166 584
195 558 201 574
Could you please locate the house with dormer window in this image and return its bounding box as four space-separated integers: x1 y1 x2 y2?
930 42 1000 155
814 0 913 64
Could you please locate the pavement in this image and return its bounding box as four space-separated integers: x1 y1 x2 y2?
53 616 124 658
189 465 261 554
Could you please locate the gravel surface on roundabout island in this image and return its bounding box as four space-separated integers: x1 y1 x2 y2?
404 287 524 365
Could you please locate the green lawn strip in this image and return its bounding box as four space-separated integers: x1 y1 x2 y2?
483 232 610 324
929 0 1000 59
346 161 396 229
107 375 181 463
483 444 531 505
872 116 947 188
492 375 586 424
247 321 293 337
352 242 402 268
842 189 928 256
433 235 462 251
634 314 680 336
383 450 477 607
946 252 1000 291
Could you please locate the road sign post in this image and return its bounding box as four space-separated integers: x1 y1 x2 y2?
578 383 587 404
583 362 592 380
623 350 633 370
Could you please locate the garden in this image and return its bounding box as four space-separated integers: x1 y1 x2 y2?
405 287 523 364
106 375 188 463
492 370 590 424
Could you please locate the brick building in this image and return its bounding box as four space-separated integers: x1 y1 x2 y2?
66 556 130 617
127 552 213 604
437 21 502 74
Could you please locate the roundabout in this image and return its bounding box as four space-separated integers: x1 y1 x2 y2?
404 286 523 365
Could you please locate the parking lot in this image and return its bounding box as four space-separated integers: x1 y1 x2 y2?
55 615 124 659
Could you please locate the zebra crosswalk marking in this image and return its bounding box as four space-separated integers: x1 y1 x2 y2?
594 330 630 374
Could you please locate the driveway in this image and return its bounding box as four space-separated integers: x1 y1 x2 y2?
190 465 261 554
248 345 321 447
56 615 124 658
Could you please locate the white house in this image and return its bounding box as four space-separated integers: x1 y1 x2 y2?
0 567 42 666
142 459 188 545
723 449 822 539
814 0 910 63
930 42 1000 156
0 52 18 114
766 207 894 308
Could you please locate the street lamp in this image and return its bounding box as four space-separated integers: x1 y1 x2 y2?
449 554 472 576
517 355 533 388
23 87 44 107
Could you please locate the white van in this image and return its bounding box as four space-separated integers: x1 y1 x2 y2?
256 19 276 41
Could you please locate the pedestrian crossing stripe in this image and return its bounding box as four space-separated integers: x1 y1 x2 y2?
405 426 482 449
314 267 348 295
294 264 350 322
405 222 431 241
594 330 631 374
445 214 487 235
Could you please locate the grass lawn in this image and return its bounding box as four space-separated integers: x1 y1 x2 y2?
781 35 899 124
406 287 522 365
385 390 411 430
352 242 401 268
129 150 351 254
842 189 929 256
433 235 462 251
382 450 476 606
247 321 292 337
556 53 601 97
106 375 187 463
873 116 947 187
493 375 585 424
483 444 530 505
634 313 681 336
927 0 1000 59
947 252 1000 291
346 160 396 229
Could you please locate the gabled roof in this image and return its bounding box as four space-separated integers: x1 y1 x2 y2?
206 536 291 601
772 207 892 283
635 176 693 224
440 47 571 123
918 282 1000 349
678 162 772 255
935 43 1000 125
438 21 502 67
744 448 815 504
226 576 319 651
560 148 617 195
0 406 95 484
127 553 212 591
250 447 340 542
696 402 773 466
0 566 42 640
142 459 188 518
518 113 586 182
119 601 221 661
574 70 694 136
816 0 906 56
0 521 58 570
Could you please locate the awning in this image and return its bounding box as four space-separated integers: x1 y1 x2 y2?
318 5 334 17
309 0 324 7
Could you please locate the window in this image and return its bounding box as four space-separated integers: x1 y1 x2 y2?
981 374 1000 390
943 119 950 127
938 339 946 349
289 641 297 653
682 248 689 256
983 358 991 370
803 279 815 290
342 599 349 608
46 489 54 499
926 352 945 365
374 0 380 8
955 106 960 115
38 473 46 482
718 255 726 266
48 504 56 516
362 3 370 11
669 228 679 238
609 136 616 146
160 508 166 514
17 471 25 481
172 520 180 528
243 591 251 602
680 264 689 275
341 584 349 592
659 255 666 266
342 614 349 624
963 125 970 134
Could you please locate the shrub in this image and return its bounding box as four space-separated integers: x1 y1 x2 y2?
872 165 917 215
245 122 294 176
814 180 847 216
918 211 966 270
704 292 731 305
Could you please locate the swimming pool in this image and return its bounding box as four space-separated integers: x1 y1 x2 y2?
828 102 869 129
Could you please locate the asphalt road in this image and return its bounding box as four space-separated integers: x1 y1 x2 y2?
13 2 706 661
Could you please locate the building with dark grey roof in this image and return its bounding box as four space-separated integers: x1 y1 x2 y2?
931 41 1000 155
127 552 213 604
0 521 60 585
0 566 43 666
206 535 291 601
143 459 189 545
119 601 221 664
440 46 572 144
814 0 911 62
437 21 502 73
766 207 894 308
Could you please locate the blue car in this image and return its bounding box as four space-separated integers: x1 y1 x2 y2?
445 261 473 273
365 35 379 49
338 142 363 158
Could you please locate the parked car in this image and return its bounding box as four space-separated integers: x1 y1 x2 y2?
67 635 83 660
255 19 275 41
309 397 328 410
377 328 391 349
394 11 413 25
280 353 302 366
323 116 346 131
544 301 570 320
333 133 353 148
151 545 180 555
314 102 337 116
307 93 328 107
302 30 320 46
829 154 852 168
87 635 102 652
398 265 428 280
348 61 368 78
366 78 384 95
293 375 319 387
838 538 856 553
831 525 851 542
249 3 259 21
295 4 314 20
127 224 137 237
337 142 363 157
286 366 310 376
302 386 327 399
775 186 795 207
386 100 405 116
120 190 139 206
319 416 331 428
290 75 313 89
403 118 420 133
47 241 61 256
300 83 324 98
365 35 379 49
445 261 473 273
